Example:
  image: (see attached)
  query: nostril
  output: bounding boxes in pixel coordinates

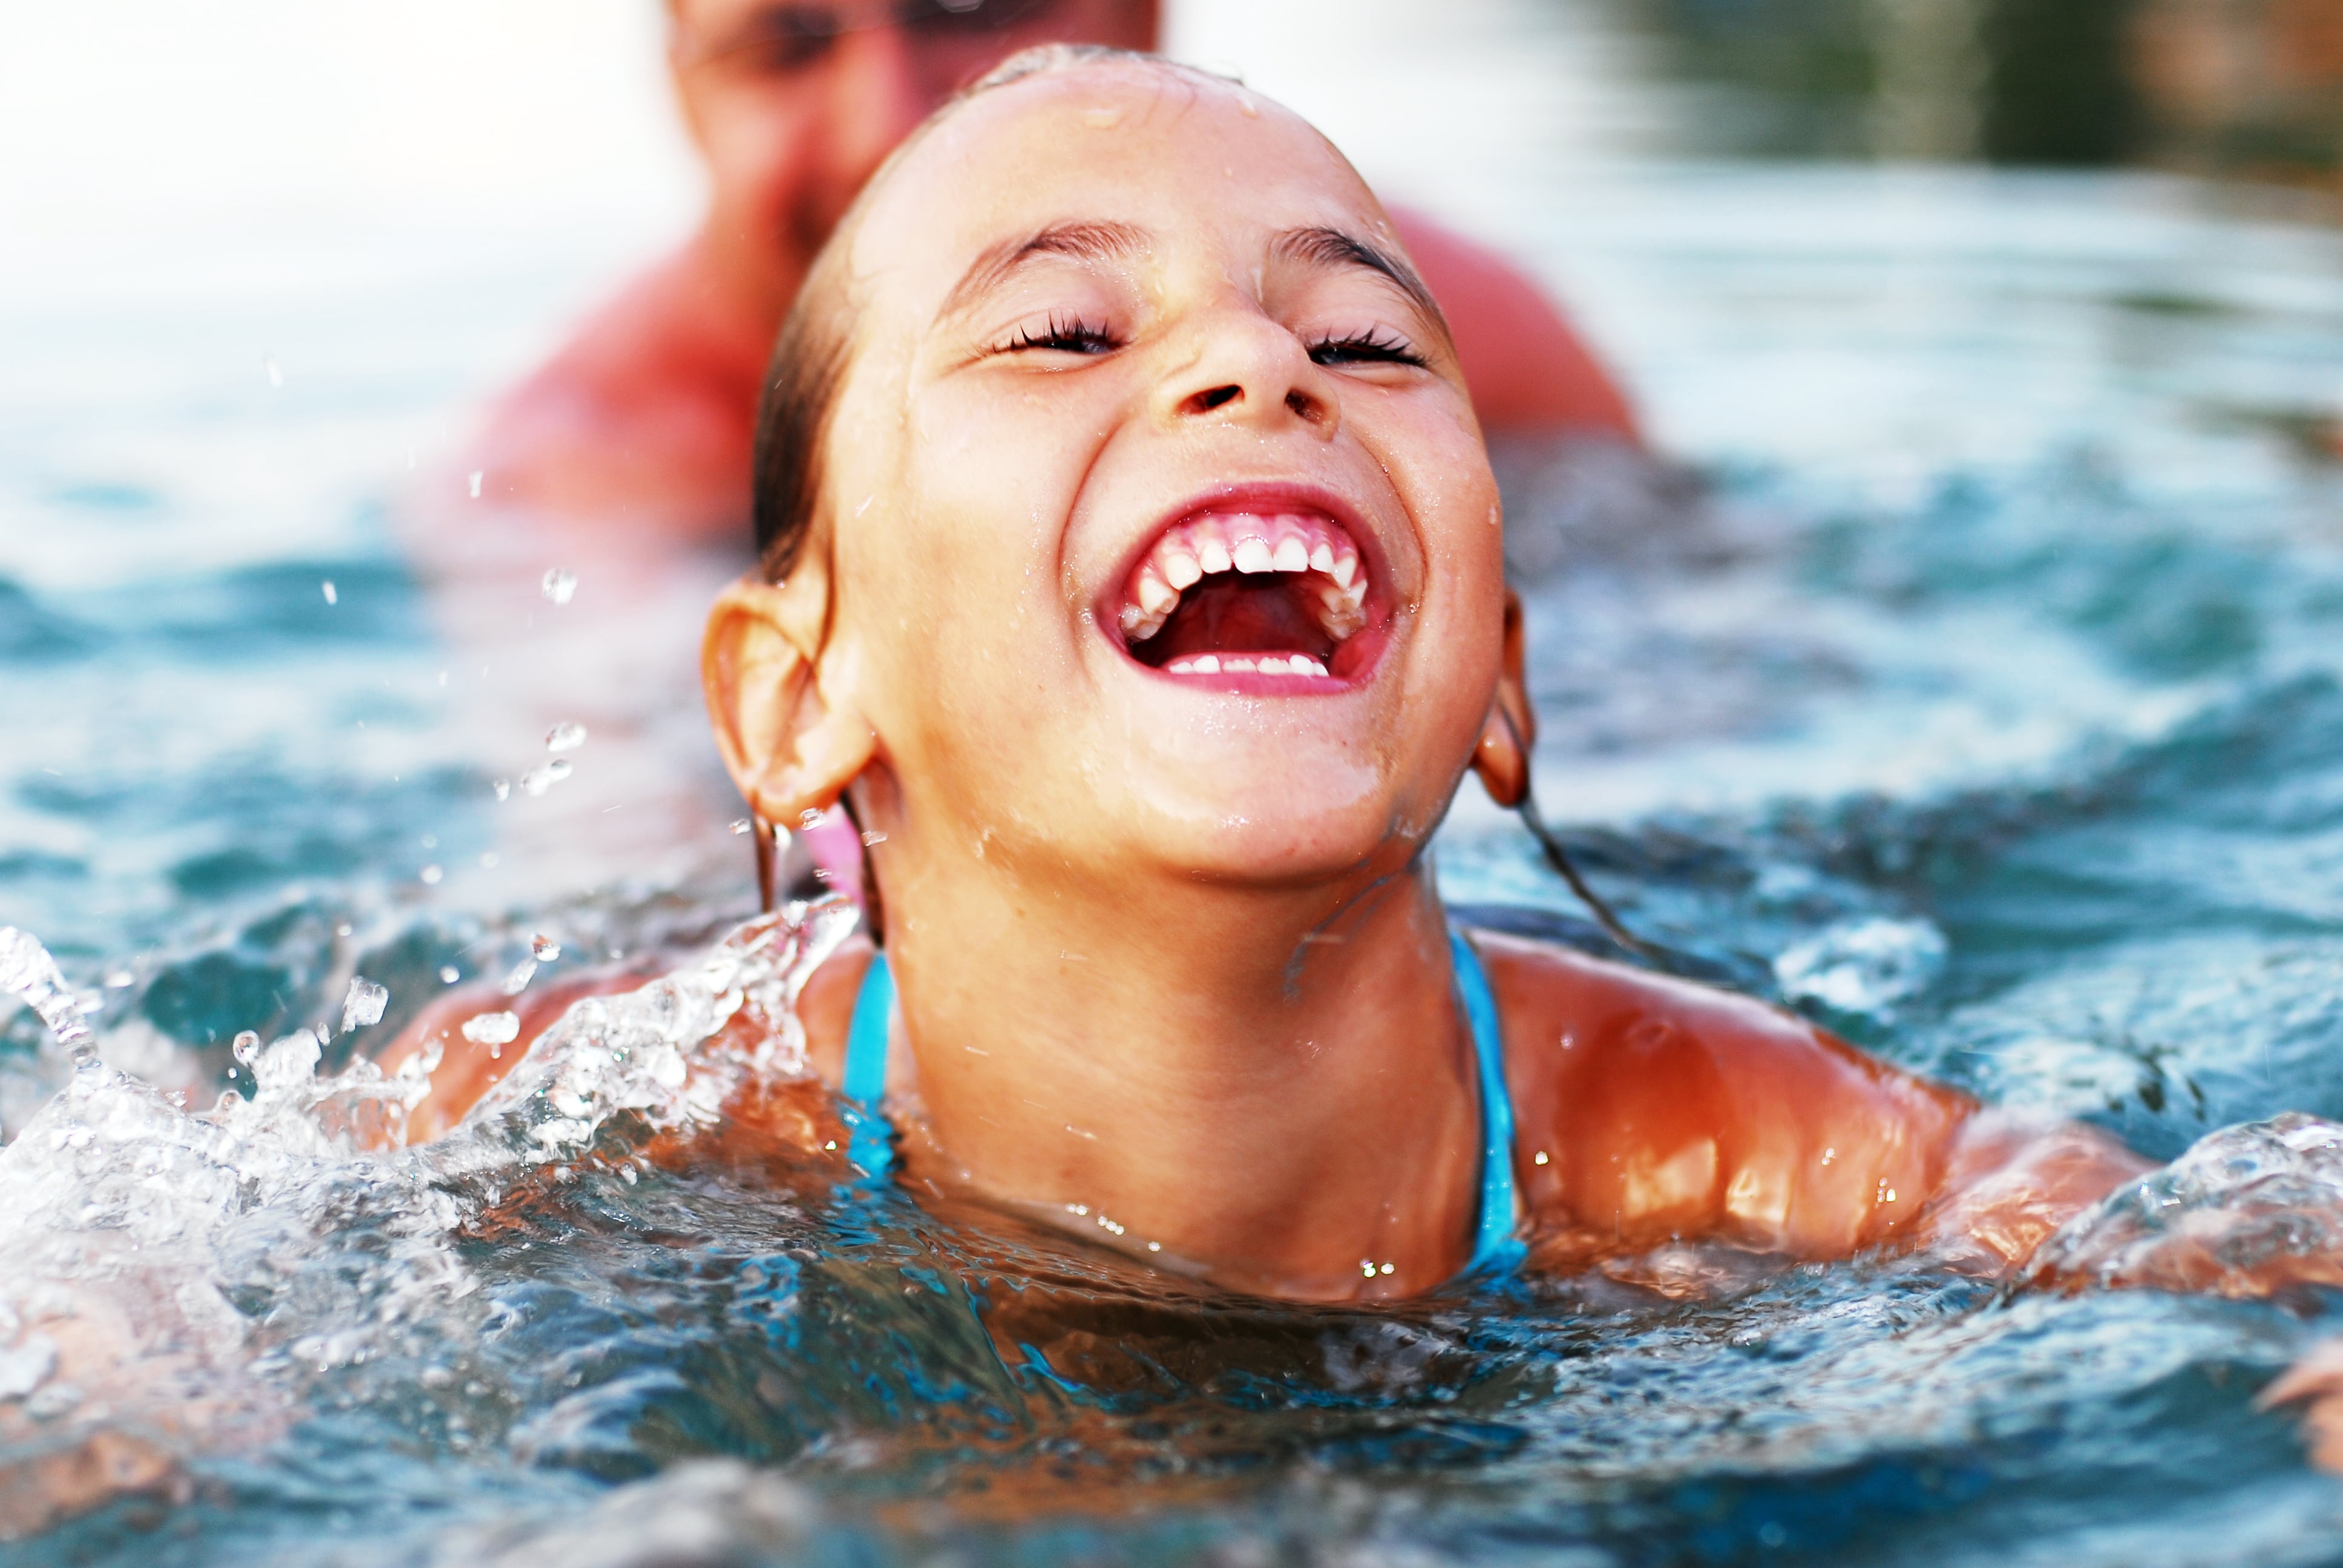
[1183,384,1242,416]
[1285,390,1317,421]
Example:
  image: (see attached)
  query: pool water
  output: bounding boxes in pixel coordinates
[6,146,2343,1568]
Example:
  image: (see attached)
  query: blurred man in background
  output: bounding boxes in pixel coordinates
[458,0,1640,545]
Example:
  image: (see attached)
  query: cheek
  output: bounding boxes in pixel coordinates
[1390,408,1506,606]
[860,395,1106,748]
[1383,411,1509,747]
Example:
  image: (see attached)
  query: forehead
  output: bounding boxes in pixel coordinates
[849,67,1385,313]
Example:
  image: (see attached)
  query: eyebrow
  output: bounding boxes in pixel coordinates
[934,218,1448,340]
[1270,226,1446,333]
[939,221,1153,321]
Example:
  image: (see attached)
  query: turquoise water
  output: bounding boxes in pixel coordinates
[5,168,2343,1564]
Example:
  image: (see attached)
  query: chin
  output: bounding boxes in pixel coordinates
[1119,762,1450,892]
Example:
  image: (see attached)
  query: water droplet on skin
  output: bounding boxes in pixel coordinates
[320,580,337,606]
[541,567,577,606]
[340,976,388,1033]
[730,818,752,835]
[531,935,560,964]
[860,831,887,847]
[545,721,587,754]
[798,809,824,830]
[1081,106,1123,128]
[519,760,572,797]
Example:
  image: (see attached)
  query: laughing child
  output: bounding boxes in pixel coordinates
[404,45,2171,1305]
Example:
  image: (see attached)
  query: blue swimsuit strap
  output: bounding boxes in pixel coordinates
[839,947,898,1178]
[839,929,1524,1278]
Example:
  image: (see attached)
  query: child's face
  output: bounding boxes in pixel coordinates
[808,65,1512,892]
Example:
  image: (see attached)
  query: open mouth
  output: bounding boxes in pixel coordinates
[1116,509,1371,682]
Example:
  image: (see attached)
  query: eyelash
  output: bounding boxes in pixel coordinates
[1001,314,1120,356]
[1307,328,1425,368]
[992,319,1426,368]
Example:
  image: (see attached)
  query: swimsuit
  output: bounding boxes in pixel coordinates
[839,927,1525,1281]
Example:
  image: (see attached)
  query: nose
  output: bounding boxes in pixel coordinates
[1153,306,1341,440]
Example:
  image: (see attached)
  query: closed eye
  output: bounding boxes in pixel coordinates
[998,314,1121,356]
[1307,328,1426,369]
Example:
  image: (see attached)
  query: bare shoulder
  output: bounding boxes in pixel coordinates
[1463,926,1973,1253]
[1467,927,1837,1067]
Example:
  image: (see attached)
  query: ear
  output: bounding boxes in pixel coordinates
[1470,589,1536,808]
[703,567,876,827]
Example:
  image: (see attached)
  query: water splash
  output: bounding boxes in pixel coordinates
[2025,1114,2343,1297]
[519,760,571,797]
[1,927,93,1058]
[543,721,586,754]
[463,1011,520,1047]
[0,901,856,1514]
[340,976,388,1034]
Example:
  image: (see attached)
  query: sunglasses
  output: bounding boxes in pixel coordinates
[684,0,1063,73]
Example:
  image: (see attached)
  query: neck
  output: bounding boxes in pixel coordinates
[877,848,1485,1301]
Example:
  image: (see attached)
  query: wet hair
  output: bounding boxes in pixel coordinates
[750,44,1223,581]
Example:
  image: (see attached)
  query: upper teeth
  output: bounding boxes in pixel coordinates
[1118,511,1368,647]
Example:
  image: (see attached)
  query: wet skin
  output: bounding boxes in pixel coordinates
[395,60,2152,1306]
[453,0,1639,540]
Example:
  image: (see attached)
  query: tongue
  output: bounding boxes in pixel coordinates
[1136,575,1336,667]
